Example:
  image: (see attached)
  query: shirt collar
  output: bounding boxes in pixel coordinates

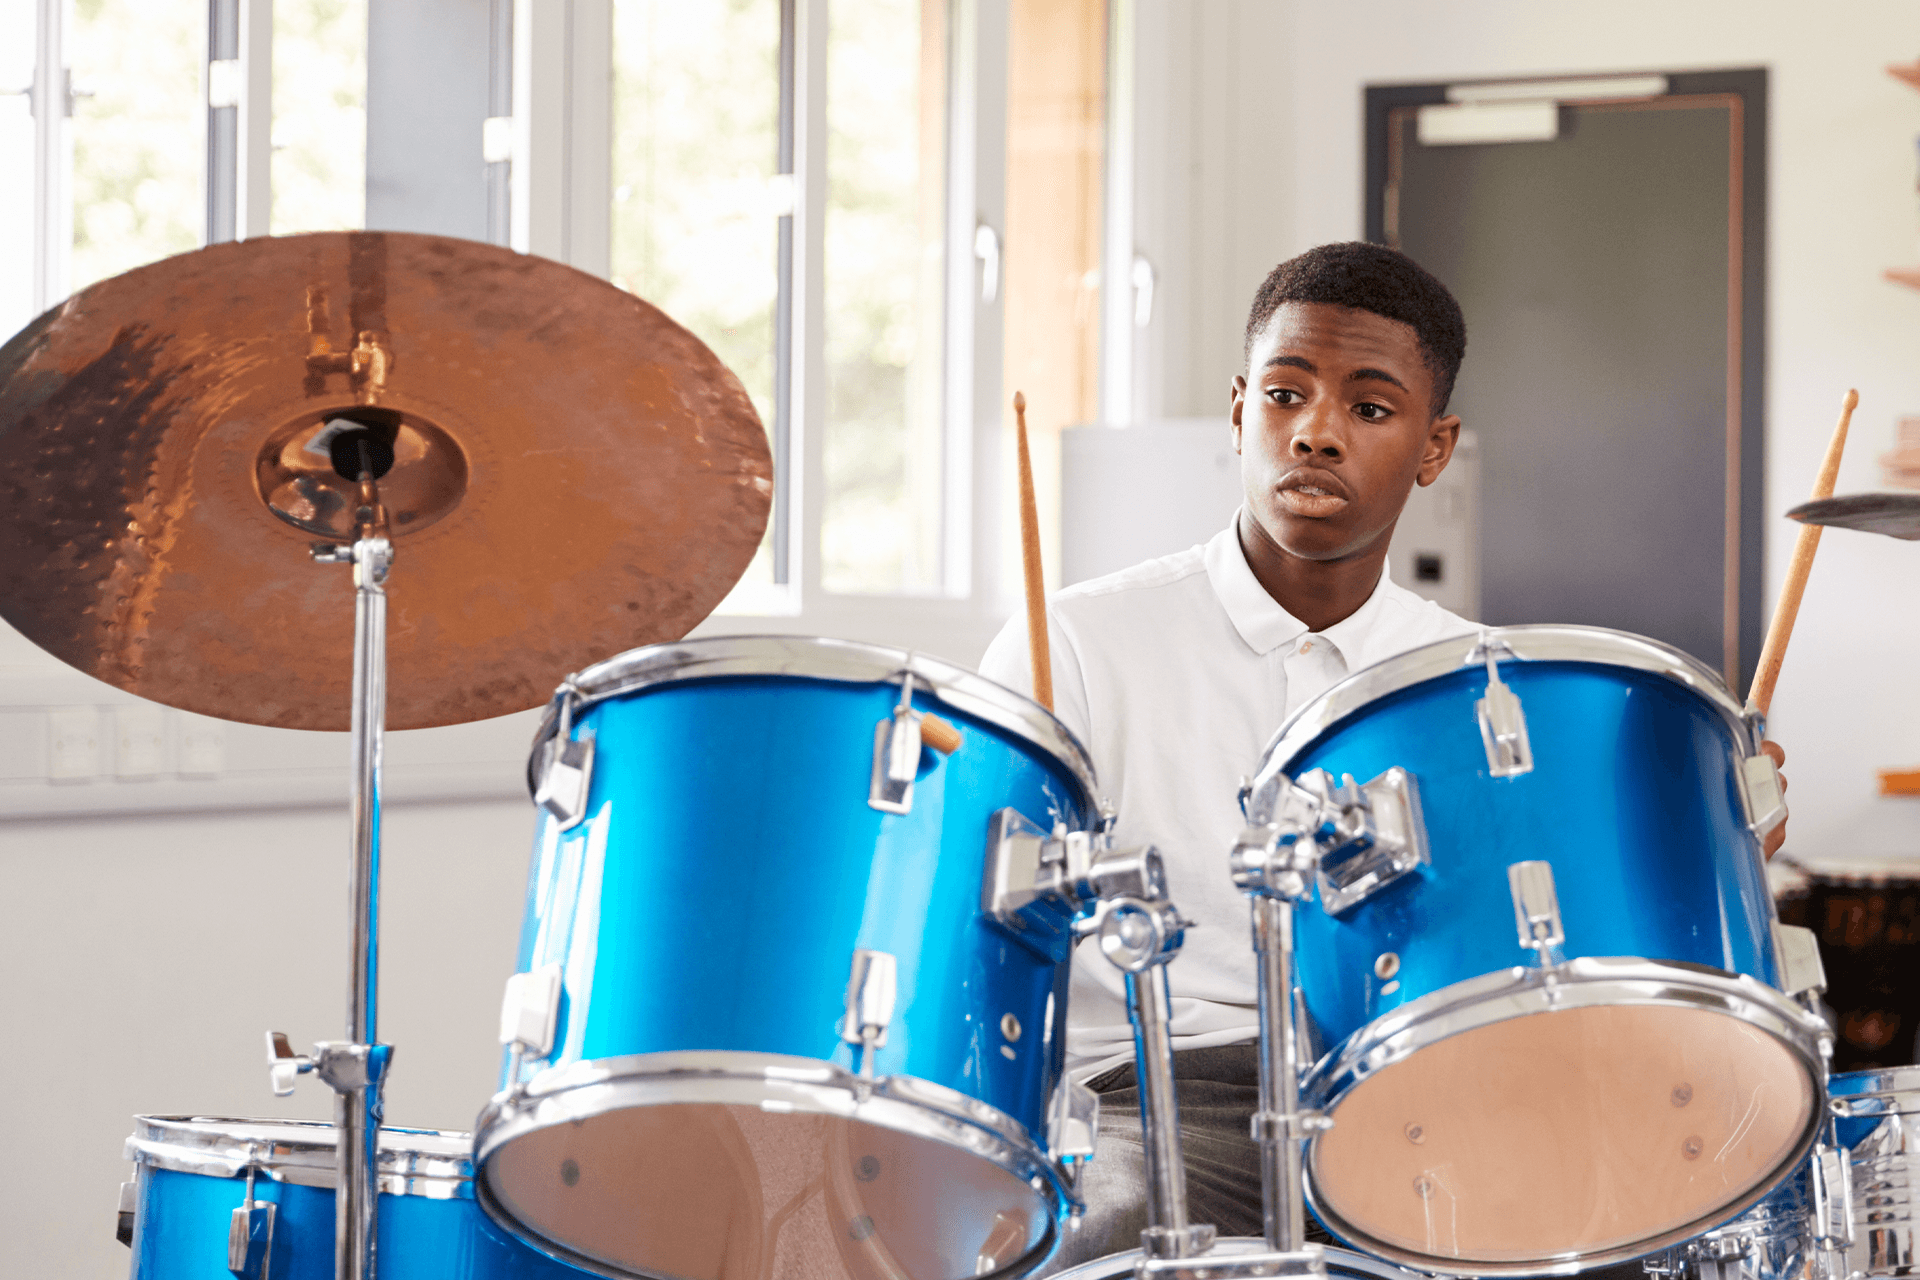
[1203,512,1405,661]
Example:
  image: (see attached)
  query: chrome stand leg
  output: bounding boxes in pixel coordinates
[1125,964,1199,1256]
[1252,895,1311,1254]
[1091,893,1214,1263]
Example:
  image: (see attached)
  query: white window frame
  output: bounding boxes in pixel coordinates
[514,0,1017,665]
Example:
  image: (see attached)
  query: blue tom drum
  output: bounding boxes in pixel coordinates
[472,637,1101,1280]
[1244,626,1830,1275]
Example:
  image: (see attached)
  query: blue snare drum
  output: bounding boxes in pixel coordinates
[473,637,1101,1280]
[122,1116,588,1279]
[1244,626,1829,1275]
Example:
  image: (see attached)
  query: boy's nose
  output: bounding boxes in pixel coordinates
[1290,407,1345,458]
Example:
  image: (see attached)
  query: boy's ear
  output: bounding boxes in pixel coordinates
[1230,375,1248,453]
[1416,414,1462,487]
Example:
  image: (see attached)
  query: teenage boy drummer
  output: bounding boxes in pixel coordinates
[978,241,1788,1266]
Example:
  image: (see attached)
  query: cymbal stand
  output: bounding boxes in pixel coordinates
[264,460,395,1280]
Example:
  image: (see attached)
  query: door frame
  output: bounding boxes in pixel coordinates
[1363,69,1768,694]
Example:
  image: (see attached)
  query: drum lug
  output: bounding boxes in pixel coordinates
[1047,1075,1099,1163]
[227,1155,277,1279]
[1771,921,1828,997]
[868,672,931,814]
[1738,752,1788,838]
[1508,860,1567,966]
[115,1179,135,1248]
[532,729,596,832]
[499,963,564,1071]
[841,949,898,1077]
[1473,637,1534,778]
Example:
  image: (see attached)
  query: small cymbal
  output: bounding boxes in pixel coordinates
[0,232,772,730]
[1786,492,1920,541]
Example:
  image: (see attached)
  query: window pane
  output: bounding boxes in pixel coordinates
[273,0,367,235]
[68,0,201,292]
[821,0,946,594]
[0,0,33,339]
[610,0,781,601]
[1004,0,1104,591]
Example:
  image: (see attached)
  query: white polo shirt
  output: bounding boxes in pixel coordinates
[978,518,1476,1079]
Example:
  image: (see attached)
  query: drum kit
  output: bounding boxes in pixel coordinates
[1,230,1915,1280]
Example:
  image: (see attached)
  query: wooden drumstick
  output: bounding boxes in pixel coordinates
[1015,391,1054,711]
[920,712,962,755]
[1746,388,1857,716]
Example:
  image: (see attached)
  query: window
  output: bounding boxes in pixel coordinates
[66,0,202,292]
[271,0,368,235]
[820,0,947,594]
[610,0,784,594]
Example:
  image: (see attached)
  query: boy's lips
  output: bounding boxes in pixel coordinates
[1276,467,1351,517]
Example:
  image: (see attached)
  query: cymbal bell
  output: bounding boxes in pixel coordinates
[0,231,772,731]
[1787,492,1920,541]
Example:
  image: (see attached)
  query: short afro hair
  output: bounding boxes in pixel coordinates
[1244,242,1467,415]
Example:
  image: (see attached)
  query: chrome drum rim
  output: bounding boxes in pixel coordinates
[1253,625,1758,811]
[527,635,1099,812]
[471,1050,1072,1280]
[1048,1239,1426,1280]
[125,1116,476,1199]
[1301,958,1832,1276]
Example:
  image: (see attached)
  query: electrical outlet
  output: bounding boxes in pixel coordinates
[48,708,102,783]
[115,706,166,779]
[178,717,225,779]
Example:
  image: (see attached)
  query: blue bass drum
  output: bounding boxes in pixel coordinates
[473,637,1101,1280]
[122,1117,589,1279]
[1244,626,1830,1276]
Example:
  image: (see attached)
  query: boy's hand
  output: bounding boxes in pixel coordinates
[1761,740,1788,860]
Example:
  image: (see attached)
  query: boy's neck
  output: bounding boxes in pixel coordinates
[1236,508,1390,634]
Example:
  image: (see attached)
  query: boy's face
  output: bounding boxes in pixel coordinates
[1231,301,1460,566]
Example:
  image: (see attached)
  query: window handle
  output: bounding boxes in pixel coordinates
[975,222,1000,304]
[1132,254,1156,327]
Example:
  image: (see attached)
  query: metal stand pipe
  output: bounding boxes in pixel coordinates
[1253,895,1307,1253]
[1126,964,1192,1251]
[338,528,391,1280]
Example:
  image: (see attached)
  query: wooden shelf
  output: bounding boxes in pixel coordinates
[1881,768,1920,797]
[1886,267,1920,290]
[1892,62,1920,92]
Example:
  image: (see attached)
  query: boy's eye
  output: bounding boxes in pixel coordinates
[1354,402,1391,421]
[1267,387,1304,405]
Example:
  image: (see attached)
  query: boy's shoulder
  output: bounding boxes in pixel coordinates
[1052,544,1212,614]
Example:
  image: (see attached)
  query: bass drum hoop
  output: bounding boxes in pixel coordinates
[1300,958,1831,1276]
[471,1050,1069,1280]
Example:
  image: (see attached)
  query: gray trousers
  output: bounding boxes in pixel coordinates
[1035,1045,1334,1275]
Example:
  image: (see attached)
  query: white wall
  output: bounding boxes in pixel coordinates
[0,797,537,1276]
[1135,0,1920,861]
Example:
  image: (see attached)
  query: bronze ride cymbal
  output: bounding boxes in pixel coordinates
[0,231,772,730]
[1787,492,1920,541]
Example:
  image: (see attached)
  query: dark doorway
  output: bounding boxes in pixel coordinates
[1366,70,1766,691]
